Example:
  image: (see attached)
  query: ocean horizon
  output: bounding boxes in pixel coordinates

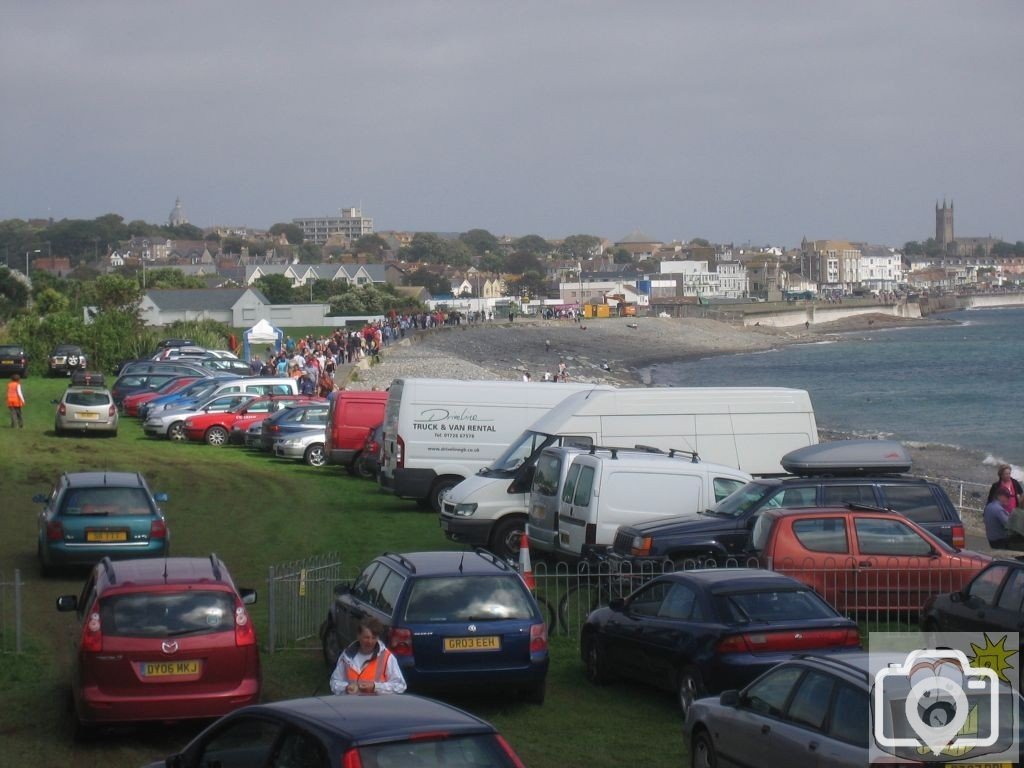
[647,306,1024,471]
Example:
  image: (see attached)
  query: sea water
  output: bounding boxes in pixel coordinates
[649,306,1024,467]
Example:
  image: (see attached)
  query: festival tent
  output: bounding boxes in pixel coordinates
[242,318,284,361]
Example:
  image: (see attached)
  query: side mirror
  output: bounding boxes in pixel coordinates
[51,399,59,405]
[56,595,78,612]
[32,494,47,504]
[333,582,352,597]
[154,492,169,503]
[239,588,257,605]
[719,689,740,707]
[608,597,625,612]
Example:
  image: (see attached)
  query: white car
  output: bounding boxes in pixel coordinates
[143,392,256,441]
[273,428,327,467]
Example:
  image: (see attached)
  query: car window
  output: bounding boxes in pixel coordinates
[880,484,945,523]
[100,590,236,638]
[351,563,379,602]
[363,564,393,610]
[854,518,933,556]
[271,728,325,768]
[828,683,869,747]
[403,576,535,622]
[792,518,849,553]
[969,565,1010,607]
[572,465,596,506]
[718,588,837,623]
[65,391,112,407]
[242,401,275,414]
[357,734,520,768]
[533,453,563,497]
[61,487,154,516]
[376,570,405,616]
[627,581,671,617]
[196,716,282,768]
[561,463,582,504]
[785,670,835,730]
[713,477,746,502]
[821,484,877,506]
[778,486,817,507]
[744,666,804,717]
[656,583,704,620]
[996,568,1024,612]
[0,345,22,355]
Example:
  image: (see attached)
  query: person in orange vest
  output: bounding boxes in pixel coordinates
[329,617,407,695]
[7,373,25,429]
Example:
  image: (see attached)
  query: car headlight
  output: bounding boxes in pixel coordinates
[629,536,653,557]
[280,439,301,448]
[452,503,478,517]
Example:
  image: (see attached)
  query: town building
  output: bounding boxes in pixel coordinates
[292,207,374,245]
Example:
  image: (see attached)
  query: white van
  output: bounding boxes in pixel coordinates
[378,378,606,513]
[546,449,751,559]
[441,387,816,558]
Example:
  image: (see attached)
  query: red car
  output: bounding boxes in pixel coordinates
[751,505,991,615]
[56,556,260,736]
[182,394,323,446]
[121,376,201,417]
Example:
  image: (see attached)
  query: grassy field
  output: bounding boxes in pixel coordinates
[0,376,684,768]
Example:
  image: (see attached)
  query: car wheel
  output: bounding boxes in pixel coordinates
[205,425,229,446]
[677,665,705,719]
[582,633,612,685]
[167,421,186,442]
[490,517,526,561]
[304,443,327,467]
[691,728,718,768]
[429,477,460,514]
[321,620,342,669]
[522,679,546,705]
[345,452,361,476]
[355,456,377,480]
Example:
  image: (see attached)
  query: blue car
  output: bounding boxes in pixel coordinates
[137,375,232,419]
[580,568,861,718]
[321,551,549,703]
[34,471,169,576]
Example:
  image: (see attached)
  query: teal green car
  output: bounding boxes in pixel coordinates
[34,472,169,576]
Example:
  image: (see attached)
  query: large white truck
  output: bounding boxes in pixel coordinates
[439,387,818,558]
[378,378,606,513]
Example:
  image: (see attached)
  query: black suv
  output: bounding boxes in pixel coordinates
[320,550,549,702]
[609,442,965,568]
[0,344,28,377]
[48,344,88,376]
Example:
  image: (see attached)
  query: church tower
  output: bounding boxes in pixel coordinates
[935,200,953,247]
[169,197,188,227]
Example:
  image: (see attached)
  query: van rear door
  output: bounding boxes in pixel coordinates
[556,457,597,557]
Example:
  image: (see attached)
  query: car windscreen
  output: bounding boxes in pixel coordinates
[487,430,559,473]
[65,391,111,407]
[100,590,235,638]
[61,487,154,516]
[53,346,81,354]
[356,734,519,768]
[403,576,536,622]
[0,345,22,356]
[716,588,838,623]
[709,481,776,518]
[531,452,564,497]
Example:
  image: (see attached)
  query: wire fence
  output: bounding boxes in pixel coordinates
[0,570,23,654]
[266,554,344,653]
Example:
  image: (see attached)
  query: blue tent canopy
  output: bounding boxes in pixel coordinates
[242,319,283,361]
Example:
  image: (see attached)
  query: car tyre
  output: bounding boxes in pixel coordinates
[167,421,186,442]
[582,633,612,685]
[37,543,53,578]
[355,455,377,480]
[691,728,718,768]
[677,665,705,719]
[321,620,342,670]
[304,443,327,467]
[490,516,526,561]
[345,453,361,476]
[205,425,229,446]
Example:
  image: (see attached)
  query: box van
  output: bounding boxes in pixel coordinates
[379,379,605,513]
[544,449,751,560]
[325,390,389,472]
[441,387,816,558]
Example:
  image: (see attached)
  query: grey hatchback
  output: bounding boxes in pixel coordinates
[54,386,118,436]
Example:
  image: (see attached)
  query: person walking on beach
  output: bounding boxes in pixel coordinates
[7,374,25,428]
[987,464,1022,509]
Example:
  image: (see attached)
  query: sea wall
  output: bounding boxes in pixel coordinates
[740,302,921,328]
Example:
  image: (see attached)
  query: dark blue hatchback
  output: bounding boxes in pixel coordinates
[321,551,549,703]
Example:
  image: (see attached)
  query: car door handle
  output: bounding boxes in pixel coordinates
[808,740,819,752]
[761,724,771,735]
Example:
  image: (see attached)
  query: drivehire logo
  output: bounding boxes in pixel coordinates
[869,632,1019,764]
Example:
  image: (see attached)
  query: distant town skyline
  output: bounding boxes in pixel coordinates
[2,2,1020,247]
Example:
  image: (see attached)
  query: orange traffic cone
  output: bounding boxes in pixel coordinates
[518,531,535,591]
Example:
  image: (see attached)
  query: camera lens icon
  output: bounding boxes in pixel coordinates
[874,649,1000,757]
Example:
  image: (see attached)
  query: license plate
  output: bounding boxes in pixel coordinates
[443,636,500,652]
[77,412,99,420]
[1,359,11,365]
[139,660,201,677]
[86,530,128,542]
[950,764,1011,768]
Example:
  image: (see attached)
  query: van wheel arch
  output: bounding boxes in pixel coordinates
[490,515,528,561]
[428,476,462,514]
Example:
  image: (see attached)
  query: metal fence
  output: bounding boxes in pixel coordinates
[266,554,344,653]
[0,570,23,654]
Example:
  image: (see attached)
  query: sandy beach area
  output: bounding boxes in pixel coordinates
[349,312,1001,548]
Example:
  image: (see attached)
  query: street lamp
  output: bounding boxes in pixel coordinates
[25,248,41,279]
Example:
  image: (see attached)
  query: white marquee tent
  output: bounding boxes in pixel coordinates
[242,318,284,361]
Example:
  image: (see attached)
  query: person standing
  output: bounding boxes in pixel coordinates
[987,464,1022,509]
[7,374,25,428]
[329,618,406,695]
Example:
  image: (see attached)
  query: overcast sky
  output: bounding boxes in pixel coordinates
[2,1,1020,248]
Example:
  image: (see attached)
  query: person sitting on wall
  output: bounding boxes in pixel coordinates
[985,487,1024,551]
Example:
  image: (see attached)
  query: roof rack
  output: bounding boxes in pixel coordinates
[100,556,116,584]
[667,448,700,463]
[472,547,512,571]
[382,552,417,573]
[846,502,894,514]
[208,553,222,581]
[586,444,667,459]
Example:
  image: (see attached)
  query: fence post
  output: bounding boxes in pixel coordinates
[267,565,276,654]
[15,569,22,654]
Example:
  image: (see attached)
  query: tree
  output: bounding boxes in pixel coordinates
[512,234,551,256]
[478,251,505,273]
[297,243,323,263]
[613,248,634,264]
[403,233,449,263]
[902,241,923,256]
[505,251,543,275]
[405,268,451,297]
[269,223,304,245]
[253,274,296,304]
[205,231,222,243]
[559,234,601,260]
[143,267,206,289]
[353,234,388,259]
[0,267,30,320]
[689,237,710,247]
[459,228,500,256]
[222,236,245,254]
[92,274,143,312]
[34,287,70,316]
